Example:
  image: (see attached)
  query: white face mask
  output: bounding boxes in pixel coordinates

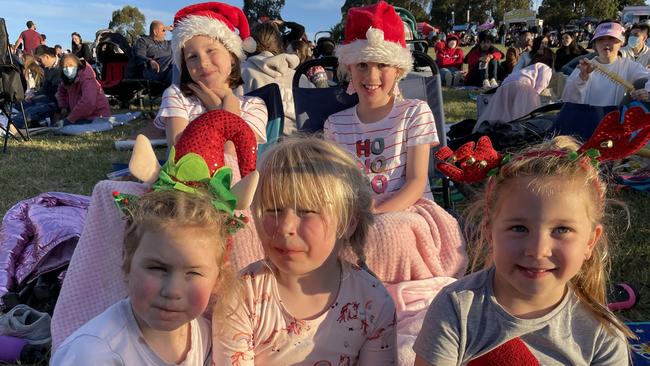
[63,66,77,79]
[628,35,641,48]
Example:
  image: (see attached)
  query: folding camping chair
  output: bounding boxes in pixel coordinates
[292,51,453,208]
[244,83,284,158]
[0,17,30,153]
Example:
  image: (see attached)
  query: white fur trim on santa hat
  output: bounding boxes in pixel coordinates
[172,14,250,68]
[336,27,412,80]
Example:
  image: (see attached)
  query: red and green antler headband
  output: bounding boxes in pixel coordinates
[114,109,259,234]
[435,106,650,184]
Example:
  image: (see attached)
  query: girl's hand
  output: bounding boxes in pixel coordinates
[188,81,224,111]
[578,58,594,81]
[630,89,650,101]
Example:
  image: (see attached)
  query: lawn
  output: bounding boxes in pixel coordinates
[0,85,648,330]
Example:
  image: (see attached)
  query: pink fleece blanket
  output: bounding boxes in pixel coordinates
[343,198,467,284]
[385,277,458,366]
[52,191,465,350]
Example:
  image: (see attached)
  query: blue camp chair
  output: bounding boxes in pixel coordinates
[244,83,284,159]
[292,51,453,208]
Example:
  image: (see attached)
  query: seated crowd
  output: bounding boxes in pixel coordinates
[2,4,646,366]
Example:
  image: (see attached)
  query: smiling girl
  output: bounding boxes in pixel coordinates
[153,2,268,149]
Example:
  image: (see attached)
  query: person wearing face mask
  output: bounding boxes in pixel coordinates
[554,31,588,72]
[55,54,111,125]
[562,20,650,106]
[621,23,650,67]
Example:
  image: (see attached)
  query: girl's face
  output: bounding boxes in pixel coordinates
[562,34,572,47]
[183,35,232,90]
[489,177,602,312]
[349,62,399,108]
[127,226,220,337]
[259,206,339,278]
[595,36,621,59]
[72,34,80,45]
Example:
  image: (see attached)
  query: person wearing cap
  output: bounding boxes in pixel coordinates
[436,34,464,86]
[464,30,504,88]
[153,2,268,151]
[620,23,650,67]
[562,20,650,106]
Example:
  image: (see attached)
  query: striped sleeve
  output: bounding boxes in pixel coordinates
[240,95,268,144]
[153,85,191,129]
[405,100,439,148]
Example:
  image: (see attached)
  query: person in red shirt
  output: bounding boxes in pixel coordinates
[436,34,464,86]
[14,21,42,55]
[464,30,504,88]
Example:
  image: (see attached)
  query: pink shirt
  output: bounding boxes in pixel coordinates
[324,99,438,202]
[213,260,397,366]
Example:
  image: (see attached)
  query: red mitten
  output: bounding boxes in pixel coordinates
[468,337,539,366]
[579,106,650,161]
[434,136,502,183]
[174,109,258,177]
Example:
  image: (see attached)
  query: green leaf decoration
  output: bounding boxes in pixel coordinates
[501,154,511,165]
[567,151,579,161]
[174,152,211,182]
[208,167,237,215]
[487,168,499,177]
[585,148,601,160]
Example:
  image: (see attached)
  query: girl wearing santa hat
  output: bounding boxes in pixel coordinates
[322,1,467,285]
[153,2,268,153]
[324,1,438,214]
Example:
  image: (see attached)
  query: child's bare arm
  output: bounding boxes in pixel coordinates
[373,144,430,213]
[164,116,189,147]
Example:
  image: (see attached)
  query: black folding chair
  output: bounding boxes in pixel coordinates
[0,17,30,153]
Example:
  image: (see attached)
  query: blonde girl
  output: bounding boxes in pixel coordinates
[213,136,397,365]
[52,190,238,365]
[414,136,632,365]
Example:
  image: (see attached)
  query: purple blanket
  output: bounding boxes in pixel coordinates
[0,192,89,309]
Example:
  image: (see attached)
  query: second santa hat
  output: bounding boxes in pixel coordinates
[336,1,413,77]
[172,2,257,68]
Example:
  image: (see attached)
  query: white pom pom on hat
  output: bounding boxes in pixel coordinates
[172,2,257,69]
[335,1,413,78]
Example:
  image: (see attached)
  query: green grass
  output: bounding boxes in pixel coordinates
[0,86,649,330]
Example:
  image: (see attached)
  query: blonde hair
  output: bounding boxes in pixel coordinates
[466,136,634,338]
[122,189,239,322]
[23,54,43,88]
[252,135,374,265]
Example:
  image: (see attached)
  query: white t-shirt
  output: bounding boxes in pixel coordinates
[562,56,650,106]
[153,84,268,143]
[324,98,438,202]
[213,260,397,366]
[51,299,212,366]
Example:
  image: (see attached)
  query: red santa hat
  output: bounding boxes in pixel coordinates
[172,2,256,68]
[336,1,413,78]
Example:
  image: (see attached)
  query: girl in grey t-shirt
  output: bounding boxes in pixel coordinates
[414,136,634,365]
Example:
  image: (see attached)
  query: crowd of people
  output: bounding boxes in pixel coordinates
[2,2,648,366]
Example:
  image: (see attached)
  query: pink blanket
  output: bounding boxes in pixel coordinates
[343,199,467,284]
[385,277,457,366]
